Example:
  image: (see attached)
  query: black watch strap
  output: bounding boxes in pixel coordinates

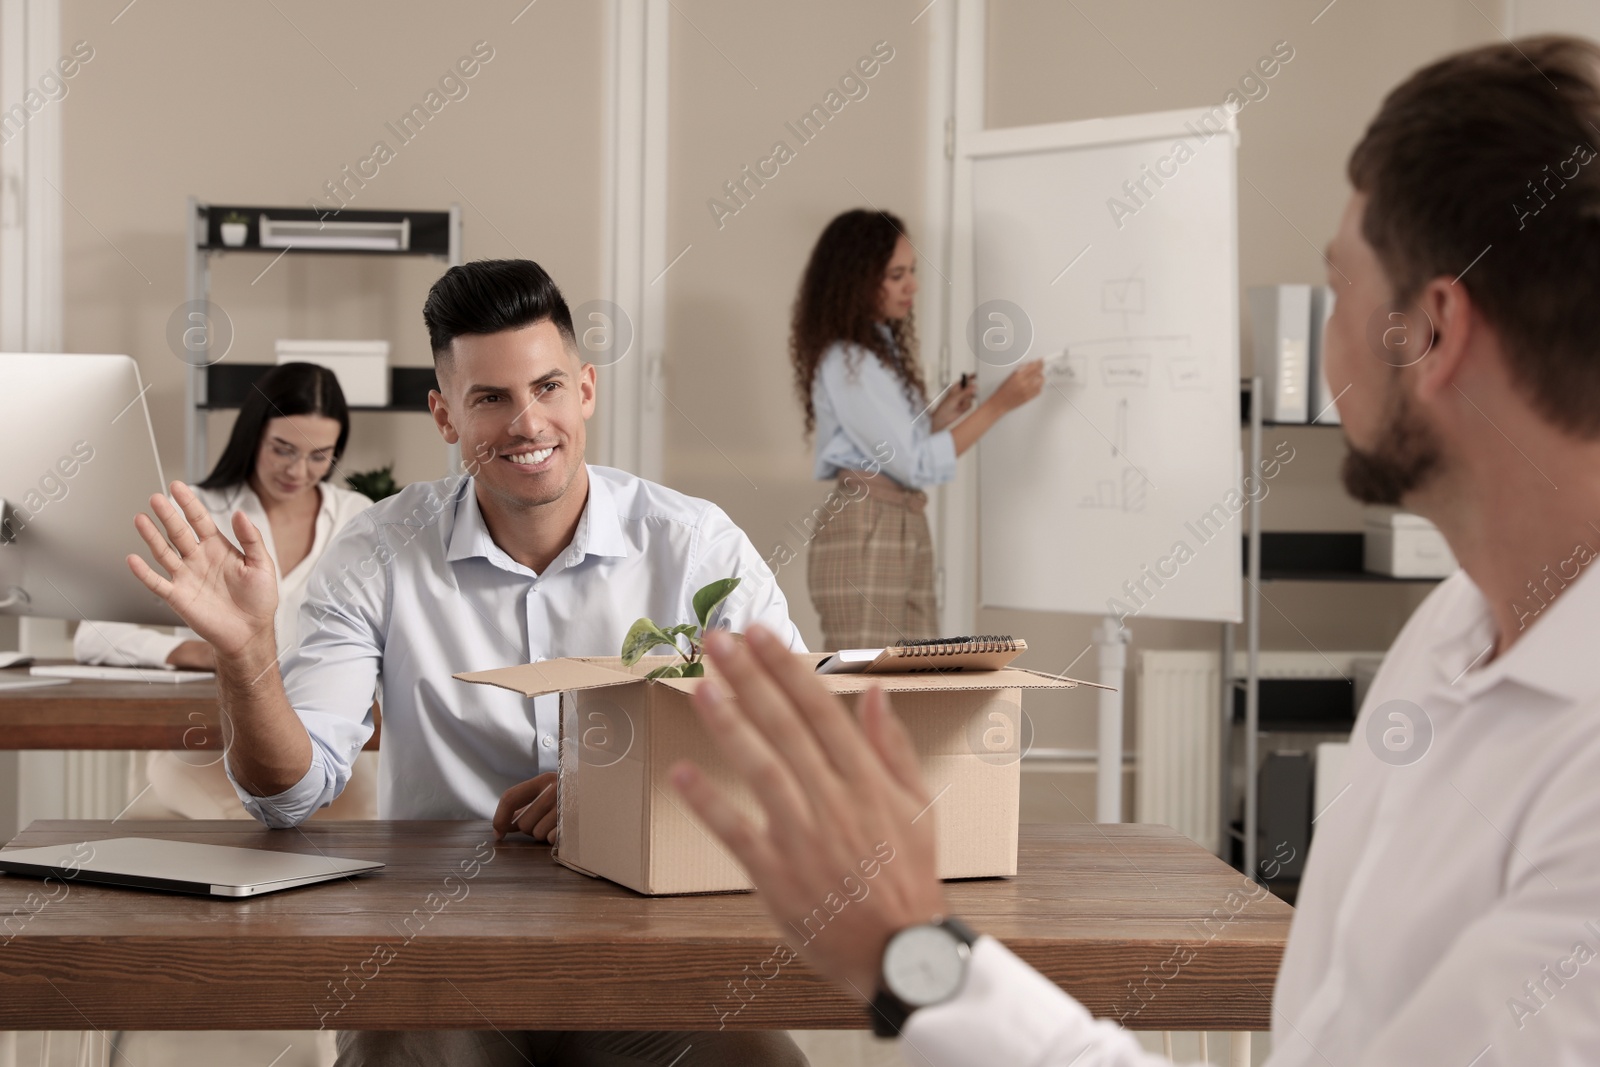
[871,986,913,1038]
[870,916,978,1038]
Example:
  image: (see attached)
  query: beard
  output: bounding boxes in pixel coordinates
[1340,380,1442,505]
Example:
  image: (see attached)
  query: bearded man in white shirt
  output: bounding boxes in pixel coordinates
[669,35,1600,1067]
[128,258,810,1066]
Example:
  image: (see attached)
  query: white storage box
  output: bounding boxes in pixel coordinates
[1363,507,1457,578]
[275,340,390,407]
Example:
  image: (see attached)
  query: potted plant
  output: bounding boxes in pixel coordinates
[220,211,250,247]
[345,465,401,501]
[620,578,741,678]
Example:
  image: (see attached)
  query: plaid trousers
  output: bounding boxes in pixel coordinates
[806,474,937,651]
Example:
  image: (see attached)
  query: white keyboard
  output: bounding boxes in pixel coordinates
[29,664,215,683]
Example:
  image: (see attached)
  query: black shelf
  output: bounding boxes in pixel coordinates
[1232,677,1355,731]
[1244,531,1442,583]
[202,363,437,412]
[196,204,453,257]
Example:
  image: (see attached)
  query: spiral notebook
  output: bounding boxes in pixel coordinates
[815,635,1028,675]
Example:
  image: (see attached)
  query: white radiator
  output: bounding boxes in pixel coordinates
[6,751,134,838]
[64,751,134,818]
[1137,651,1222,853]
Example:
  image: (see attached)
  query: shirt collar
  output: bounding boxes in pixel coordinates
[570,468,630,560]
[444,468,630,569]
[444,477,498,565]
[1451,557,1600,704]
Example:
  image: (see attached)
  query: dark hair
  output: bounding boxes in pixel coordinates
[423,258,578,362]
[1349,34,1600,437]
[790,209,924,435]
[198,362,350,491]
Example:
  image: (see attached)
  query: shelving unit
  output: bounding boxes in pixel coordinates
[183,199,462,482]
[1229,381,1443,881]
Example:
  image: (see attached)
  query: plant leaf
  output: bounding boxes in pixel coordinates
[645,663,686,679]
[662,623,699,641]
[680,661,705,678]
[621,617,676,666]
[693,577,742,629]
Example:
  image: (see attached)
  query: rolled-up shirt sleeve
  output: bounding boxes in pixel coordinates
[904,937,1182,1067]
[73,619,188,670]
[817,348,957,491]
[227,513,387,828]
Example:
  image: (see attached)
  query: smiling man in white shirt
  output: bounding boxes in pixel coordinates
[127,258,809,1066]
[668,35,1600,1067]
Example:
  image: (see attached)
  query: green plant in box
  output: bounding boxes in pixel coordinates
[620,577,741,679]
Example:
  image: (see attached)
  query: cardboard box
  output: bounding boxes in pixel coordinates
[456,654,1087,895]
[1363,506,1458,578]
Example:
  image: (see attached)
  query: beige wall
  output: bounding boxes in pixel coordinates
[662,1,931,645]
[61,0,604,489]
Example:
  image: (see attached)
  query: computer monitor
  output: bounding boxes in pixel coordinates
[0,353,183,626]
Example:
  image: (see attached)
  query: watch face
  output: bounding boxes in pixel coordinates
[883,925,970,1006]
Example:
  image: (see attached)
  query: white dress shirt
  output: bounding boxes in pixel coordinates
[905,560,1600,1066]
[232,465,804,827]
[811,335,956,491]
[73,481,373,668]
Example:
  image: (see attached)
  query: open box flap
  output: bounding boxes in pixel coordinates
[458,656,1116,700]
[649,666,1110,696]
[455,658,641,698]
[1017,668,1117,691]
[810,666,1104,695]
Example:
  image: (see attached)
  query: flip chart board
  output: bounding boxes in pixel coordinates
[971,108,1243,623]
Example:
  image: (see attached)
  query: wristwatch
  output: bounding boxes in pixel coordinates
[870,916,978,1037]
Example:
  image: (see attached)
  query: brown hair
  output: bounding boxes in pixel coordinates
[1348,35,1600,437]
[789,209,925,434]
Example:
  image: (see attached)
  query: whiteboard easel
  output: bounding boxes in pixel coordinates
[948,101,1244,822]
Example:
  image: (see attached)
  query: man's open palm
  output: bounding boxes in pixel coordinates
[127,481,279,659]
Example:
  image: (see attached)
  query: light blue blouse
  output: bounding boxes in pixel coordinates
[810,339,957,491]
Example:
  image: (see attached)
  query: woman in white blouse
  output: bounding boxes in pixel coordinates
[791,209,1044,649]
[76,362,375,819]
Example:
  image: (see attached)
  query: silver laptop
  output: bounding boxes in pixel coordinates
[0,837,384,898]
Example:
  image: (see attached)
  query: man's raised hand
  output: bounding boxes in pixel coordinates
[126,481,280,660]
[670,626,947,999]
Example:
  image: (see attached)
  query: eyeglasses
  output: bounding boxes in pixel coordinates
[268,439,335,468]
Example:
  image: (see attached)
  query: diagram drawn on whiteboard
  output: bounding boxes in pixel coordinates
[1078,398,1149,513]
[1102,274,1145,337]
[1102,276,1144,313]
[1061,275,1200,514]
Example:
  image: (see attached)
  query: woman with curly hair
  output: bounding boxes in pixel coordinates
[793,208,1043,649]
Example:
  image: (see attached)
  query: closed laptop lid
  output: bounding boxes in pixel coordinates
[0,837,383,897]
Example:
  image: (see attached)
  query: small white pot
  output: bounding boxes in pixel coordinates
[220,222,248,247]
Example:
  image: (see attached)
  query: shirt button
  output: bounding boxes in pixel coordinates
[540,735,555,749]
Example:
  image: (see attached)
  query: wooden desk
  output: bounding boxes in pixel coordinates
[0,821,1290,1032]
[0,667,378,750]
